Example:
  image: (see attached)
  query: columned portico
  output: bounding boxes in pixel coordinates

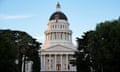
[40,53,76,71]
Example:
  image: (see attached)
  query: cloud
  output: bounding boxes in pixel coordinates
[0,14,32,20]
[33,35,44,43]
[72,36,77,46]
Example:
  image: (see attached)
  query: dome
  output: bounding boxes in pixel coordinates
[49,11,68,21]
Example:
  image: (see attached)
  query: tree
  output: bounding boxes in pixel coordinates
[0,30,42,72]
[26,39,41,72]
[70,31,92,72]
[13,30,42,72]
[88,18,120,72]
[0,32,18,72]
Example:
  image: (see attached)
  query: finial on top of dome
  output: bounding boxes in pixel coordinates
[56,2,61,11]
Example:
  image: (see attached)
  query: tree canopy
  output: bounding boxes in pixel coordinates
[0,30,41,72]
[0,32,18,72]
[71,17,120,72]
[70,31,92,72]
[88,18,120,72]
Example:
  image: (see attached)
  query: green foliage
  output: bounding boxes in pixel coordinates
[71,18,120,72]
[0,30,41,72]
[0,32,18,72]
[88,18,120,72]
[70,31,92,72]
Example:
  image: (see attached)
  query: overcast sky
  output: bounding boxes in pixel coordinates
[0,0,120,44]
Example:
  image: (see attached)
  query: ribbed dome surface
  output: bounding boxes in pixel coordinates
[49,11,68,21]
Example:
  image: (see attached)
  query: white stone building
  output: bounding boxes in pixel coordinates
[40,3,76,72]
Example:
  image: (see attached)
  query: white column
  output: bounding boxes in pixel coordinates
[48,33,50,40]
[68,33,70,40]
[59,32,61,40]
[56,32,58,40]
[49,33,50,40]
[52,32,54,40]
[44,55,45,71]
[58,32,59,39]
[22,55,25,72]
[69,55,71,71]
[52,33,53,40]
[47,33,49,40]
[50,33,51,40]
[63,32,65,40]
[47,34,49,40]
[61,55,63,71]
[66,54,68,71]
[58,25,59,29]
[61,32,63,40]
[41,55,42,71]
[57,32,58,40]
[49,54,51,71]
[65,25,66,29]
[54,32,55,40]
[67,33,68,40]
[45,35,47,41]
[70,33,71,41]
[55,32,56,40]
[66,33,67,40]
[51,33,52,40]
[55,54,56,71]
[65,33,67,40]
[46,34,48,41]
[47,34,49,41]
[70,33,71,40]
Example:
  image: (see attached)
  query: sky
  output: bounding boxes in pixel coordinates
[0,0,120,44]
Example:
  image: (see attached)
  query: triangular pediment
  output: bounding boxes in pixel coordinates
[42,44,76,52]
